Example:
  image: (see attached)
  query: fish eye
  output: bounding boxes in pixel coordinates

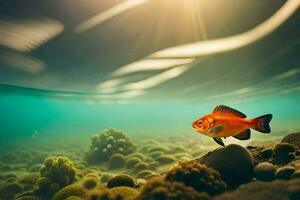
[198,121,202,125]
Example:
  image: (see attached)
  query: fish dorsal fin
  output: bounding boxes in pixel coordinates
[213,105,246,118]
[233,129,251,140]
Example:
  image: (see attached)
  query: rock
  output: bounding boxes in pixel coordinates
[214,179,300,200]
[0,183,23,199]
[156,155,176,164]
[133,162,148,173]
[199,144,254,188]
[108,153,125,169]
[246,146,265,165]
[291,170,300,179]
[135,170,154,179]
[275,166,295,180]
[107,174,134,188]
[281,132,300,147]
[260,148,273,159]
[82,176,98,190]
[125,157,141,169]
[254,162,276,181]
[273,143,296,164]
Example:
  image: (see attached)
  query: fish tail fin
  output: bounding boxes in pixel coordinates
[252,114,273,133]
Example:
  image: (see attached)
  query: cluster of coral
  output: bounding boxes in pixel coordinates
[0,130,300,200]
[85,128,136,165]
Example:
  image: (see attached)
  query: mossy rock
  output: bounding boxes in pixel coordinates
[108,153,125,169]
[260,148,273,159]
[281,132,300,147]
[214,179,300,200]
[149,151,164,159]
[19,173,40,185]
[133,162,148,173]
[107,174,134,188]
[156,155,176,164]
[82,176,98,190]
[125,157,142,169]
[100,173,114,183]
[254,162,276,181]
[200,144,254,189]
[15,196,42,200]
[135,170,154,179]
[275,166,295,180]
[0,182,23,199]
[273,143,296,164]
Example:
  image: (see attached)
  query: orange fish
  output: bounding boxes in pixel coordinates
[192,105,273,146]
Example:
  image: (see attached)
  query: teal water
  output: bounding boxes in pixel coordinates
[1,91,299,143]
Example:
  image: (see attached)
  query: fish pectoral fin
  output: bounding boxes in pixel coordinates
[213,137,225,147]
[233,129,251,140]
[211,125,223,134]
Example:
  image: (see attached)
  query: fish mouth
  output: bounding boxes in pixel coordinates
[192,122,197,129]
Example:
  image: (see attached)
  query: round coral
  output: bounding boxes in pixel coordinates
[51,185,88,200]
[87,189,122,200]
[110,186,139,200]
[82,176,98,190]
[108,153,125,169]
[165,160,226,195]
[139,177,211,200]
[85,128,136,164]
[37,156,77,197]
[107,174,134,188]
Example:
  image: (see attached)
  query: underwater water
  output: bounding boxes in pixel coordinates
[0,0,300,199]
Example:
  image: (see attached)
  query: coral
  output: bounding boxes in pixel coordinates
[15,196,42,200]
[214,179,300,200]
[149,151,164,159]
[85,128,136,164]
[254,162,276,181]
[200,144,254,188]
[126,153,145,160]
[110,186,139,200]
[135,170,154,179]
[165,160,226,195]
[273,143,296,164]
[108,153,125,169]
[107,174,134,188]
[291,170,300,179]
[37,156,77,197]
[275,166,295,180]
[100,173,114,183]
[156,155,176,164]
[87,189,123,200]
[0,182,23,200]
[133,162,148,173]
[51,185,88,200]
[246,146,266,165]
[139,177,211,200]
[125,157,142,169]
[148,162,159,170]
[82,176,99,190]
[19,173,40,185]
